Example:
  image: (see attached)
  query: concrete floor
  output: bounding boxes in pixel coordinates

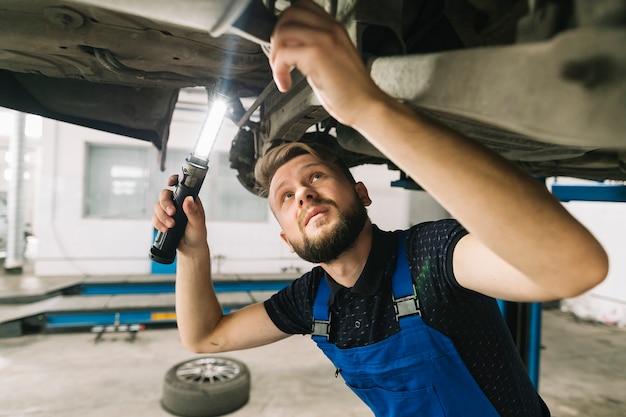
[0,258,624,417]
[540,310,626,416]
[0,308,624,417]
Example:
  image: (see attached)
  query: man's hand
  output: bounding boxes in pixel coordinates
[153,176,289,354]
[152,174,209,254]
[270,0,388,126]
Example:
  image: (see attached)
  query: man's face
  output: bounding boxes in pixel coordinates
[268,154,371,263]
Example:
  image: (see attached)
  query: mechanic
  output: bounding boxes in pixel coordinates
[152,1,608,416]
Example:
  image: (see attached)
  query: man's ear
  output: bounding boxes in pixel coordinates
[279,231,296,253]
[355,182,372,207]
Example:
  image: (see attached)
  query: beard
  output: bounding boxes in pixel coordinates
[290,195,368,264]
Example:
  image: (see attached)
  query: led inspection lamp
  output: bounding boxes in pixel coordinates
[149,80,229,264]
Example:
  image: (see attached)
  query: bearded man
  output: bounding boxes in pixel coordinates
[152,1,607,416]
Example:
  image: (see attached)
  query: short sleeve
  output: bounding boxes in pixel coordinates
[263,269,321,335]
[407,219,468,292]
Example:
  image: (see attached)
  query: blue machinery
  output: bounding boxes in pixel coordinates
[44,279,293,330]
[0,276,295,339]
[551,182,626,203]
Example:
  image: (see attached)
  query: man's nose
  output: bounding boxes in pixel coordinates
[297,187,317,206]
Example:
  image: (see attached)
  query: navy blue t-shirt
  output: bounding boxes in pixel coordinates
[264,220,550,416]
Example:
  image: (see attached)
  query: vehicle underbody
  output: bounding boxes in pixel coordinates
[1,0,625,194]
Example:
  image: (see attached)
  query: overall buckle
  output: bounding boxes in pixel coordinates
[394,294,421,320]
[312,319,331,338]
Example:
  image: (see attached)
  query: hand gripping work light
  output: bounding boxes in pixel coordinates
[149,80,229,264]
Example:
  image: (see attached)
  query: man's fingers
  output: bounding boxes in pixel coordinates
[152,212,169,233]
[183,196,206,224]
[279,0,335,25]
[270,0,340,92]
[153,200,173,231]
[271,7,339,52]
[270,25,334,92]
[182,195,198,217]
[159,188,176,216]
[271,62,293,92]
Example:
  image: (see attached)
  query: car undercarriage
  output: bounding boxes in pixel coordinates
[1,0,625,194]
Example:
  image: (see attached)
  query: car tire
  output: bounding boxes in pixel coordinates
[161,356,250,417]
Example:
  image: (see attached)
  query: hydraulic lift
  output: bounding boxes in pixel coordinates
[0,275,296,339]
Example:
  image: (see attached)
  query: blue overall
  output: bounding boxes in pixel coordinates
[312,232,501,417]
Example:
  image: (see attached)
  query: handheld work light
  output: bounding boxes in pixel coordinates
[149,80,229,264]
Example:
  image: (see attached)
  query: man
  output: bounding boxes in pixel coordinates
[153,1,608,415]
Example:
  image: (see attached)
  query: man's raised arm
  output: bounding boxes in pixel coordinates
[269,0,608,301]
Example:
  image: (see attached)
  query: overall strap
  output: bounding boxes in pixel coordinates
[392,231,422,321]
[311,275,332,340]
[311,230,421,340]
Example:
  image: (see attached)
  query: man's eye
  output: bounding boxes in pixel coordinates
[282,192,294,202]
[311,173,323,182]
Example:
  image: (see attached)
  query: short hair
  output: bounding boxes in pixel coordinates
[254,140,356,198]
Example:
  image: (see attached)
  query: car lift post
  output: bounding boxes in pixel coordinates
[497,300,543,388]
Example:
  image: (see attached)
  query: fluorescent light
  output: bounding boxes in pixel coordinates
[193,95,228,161]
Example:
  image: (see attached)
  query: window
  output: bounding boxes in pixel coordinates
[85,145,267,222]
[85,145,150,218]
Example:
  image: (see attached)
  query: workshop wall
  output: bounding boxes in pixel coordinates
[30,107,624,328]
[32,111,416,276]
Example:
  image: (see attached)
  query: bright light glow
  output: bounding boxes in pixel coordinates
[0,112,42,138]
[4,169,32,181]
[193,98,227,161]
[0,113,13,136]
[25,115,42,138]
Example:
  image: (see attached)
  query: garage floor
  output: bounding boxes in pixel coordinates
[0,273,625,416]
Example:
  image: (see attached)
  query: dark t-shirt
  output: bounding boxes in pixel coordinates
[264,220,550,416]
